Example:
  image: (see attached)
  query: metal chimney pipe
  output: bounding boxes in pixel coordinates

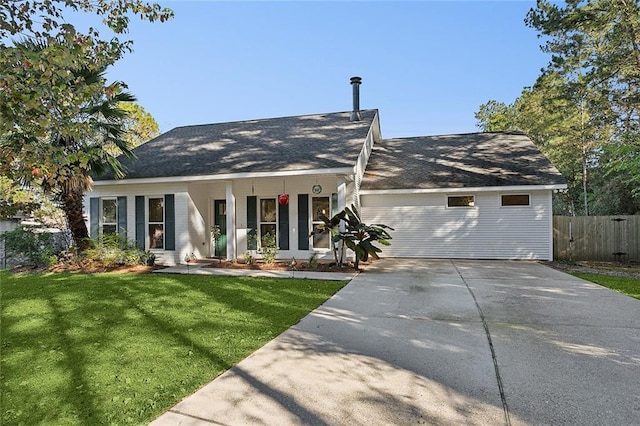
[350,76,362,122]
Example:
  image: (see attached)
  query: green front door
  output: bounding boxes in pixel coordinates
[214,200,227,258]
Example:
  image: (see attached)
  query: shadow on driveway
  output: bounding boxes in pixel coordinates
[152,259,640,426]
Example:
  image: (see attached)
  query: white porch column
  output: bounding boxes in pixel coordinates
[226,181,236,261]
[337,177,347,212]
[337,177,348,261]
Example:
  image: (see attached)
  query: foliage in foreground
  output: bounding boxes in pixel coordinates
[0,272,346,425]
[2,228,154,269]
[476,0,640,216]
[1,226,57,268]
[82,233,155,267]
[0,1,172,251]
[311,205,393,269]
[572,272,640,300]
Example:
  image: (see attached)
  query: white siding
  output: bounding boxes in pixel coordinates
[186,181,227,258]
[361,190,553,260]
[85,182,190,265]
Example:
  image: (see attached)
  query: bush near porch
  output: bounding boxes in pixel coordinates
[0,272,346,425]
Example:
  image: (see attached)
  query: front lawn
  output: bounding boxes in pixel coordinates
[0,271,346,425]
[572,272,640,300]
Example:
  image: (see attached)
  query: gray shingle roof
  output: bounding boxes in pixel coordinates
[361,132,566,190]
[98,110,378,180]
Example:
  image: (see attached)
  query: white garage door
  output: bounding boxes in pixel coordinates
[360,191,553,260]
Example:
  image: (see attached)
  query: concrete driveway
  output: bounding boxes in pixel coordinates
[151,259,640,426]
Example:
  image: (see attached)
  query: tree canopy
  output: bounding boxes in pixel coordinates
[0,1,172,247]
[118,102,160,149]
[476,0,640,215]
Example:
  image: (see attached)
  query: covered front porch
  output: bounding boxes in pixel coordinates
[185,173,354,264]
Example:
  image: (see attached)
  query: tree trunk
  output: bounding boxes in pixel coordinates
[60,186,92,252]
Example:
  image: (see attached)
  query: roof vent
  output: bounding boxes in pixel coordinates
[350,76,362,122]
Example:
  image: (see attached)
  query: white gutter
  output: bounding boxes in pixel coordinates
[359,183,568,195]
[93,167,355,186]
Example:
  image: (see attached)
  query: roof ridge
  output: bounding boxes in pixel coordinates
[168,108,379,131]
[381,130,526,142]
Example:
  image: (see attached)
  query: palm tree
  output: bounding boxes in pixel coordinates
[11,39,136,251]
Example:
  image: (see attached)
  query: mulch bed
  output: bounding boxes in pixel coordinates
[202,259,361,273]
[9,262,162,274]
[544,260,640,278]
[8,259,359,274]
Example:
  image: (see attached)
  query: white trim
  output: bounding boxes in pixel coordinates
[147,195,166,250]
[226,182,236,261]
[258,197,278,248]
[360,184,567,195]
[93,167,355,186]
[100,197,118,235]
[311,195,332,250]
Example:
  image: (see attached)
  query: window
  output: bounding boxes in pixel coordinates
[447,195,475,207]
[259,198,277,247]
[101,198,117,235]
[502,194,530,206]
[312,196,330,249]
[148,197,164,249]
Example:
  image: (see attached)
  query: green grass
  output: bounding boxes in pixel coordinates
[0,271,346,425]
[572,272,640,300]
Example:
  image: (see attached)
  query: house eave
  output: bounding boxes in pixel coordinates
[93,167,356,186]
[359,184,568,195]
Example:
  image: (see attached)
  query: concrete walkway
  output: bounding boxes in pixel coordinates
[150,259,640,425]
[154,262,358,281]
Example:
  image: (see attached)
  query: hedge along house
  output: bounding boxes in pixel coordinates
[87,77,566,265]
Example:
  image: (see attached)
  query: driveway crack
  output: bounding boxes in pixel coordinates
[451,260,512,426]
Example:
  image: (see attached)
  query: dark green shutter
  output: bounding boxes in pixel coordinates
[135,196,145,250]
[117,196,127,237]
[278,200,289,250]
[331,193,338,217]
[164,194,175,251]
[89,198,99,239]
[247,196,257,250]
[298,194,309,250]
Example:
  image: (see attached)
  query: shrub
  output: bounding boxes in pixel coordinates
[308,252,319,269]
[243,251,254,265]
[82,234,150,267]
[2,226,57,268]
[258,232,278,265]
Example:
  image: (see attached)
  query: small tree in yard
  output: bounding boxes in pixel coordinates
[311,205,393,270]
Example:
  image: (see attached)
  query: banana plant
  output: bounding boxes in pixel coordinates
[310,205,393,270]
[338,205,393,270]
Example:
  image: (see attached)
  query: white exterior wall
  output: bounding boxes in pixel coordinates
[85,182,191,266]
[88,175,352,265]
[361,190,554,260]
[185,181,227,259]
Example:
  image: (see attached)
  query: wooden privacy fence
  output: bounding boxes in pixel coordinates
[554,215,640,261]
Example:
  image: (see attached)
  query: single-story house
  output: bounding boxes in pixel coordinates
[87,77,567,264]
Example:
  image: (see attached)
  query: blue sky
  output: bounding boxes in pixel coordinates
[102,1,548,138]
